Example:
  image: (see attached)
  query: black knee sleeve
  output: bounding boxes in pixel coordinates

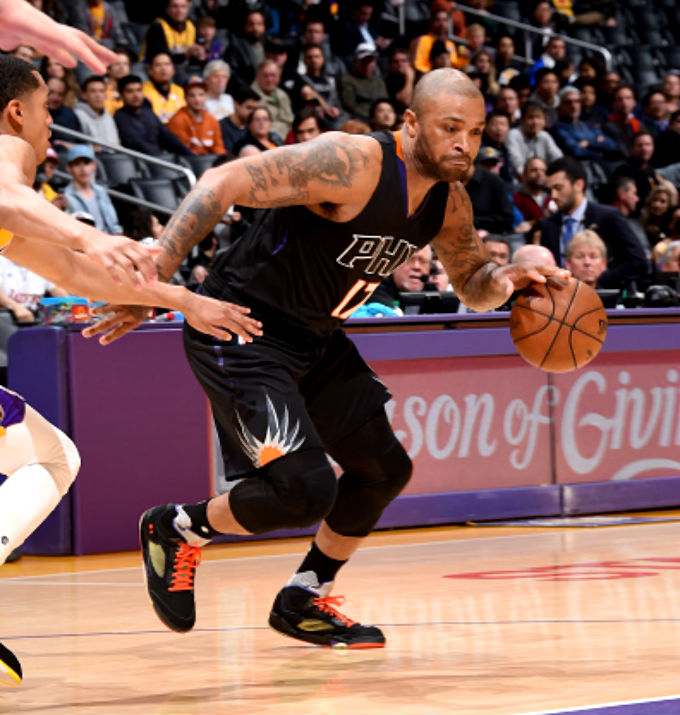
[229,449,338,533]
[324,412,412,537]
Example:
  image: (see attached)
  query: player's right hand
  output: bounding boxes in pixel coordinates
[181,293,263,343]
[83,235,159,288]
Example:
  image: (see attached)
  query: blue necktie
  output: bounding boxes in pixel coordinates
[561,216,577,263]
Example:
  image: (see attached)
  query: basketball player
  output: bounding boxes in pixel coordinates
[86,69,568,648]
[0,55,262,685]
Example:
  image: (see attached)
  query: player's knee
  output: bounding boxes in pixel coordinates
[48,430,81,496]
[270,451,338,528]
[381,441,412,500]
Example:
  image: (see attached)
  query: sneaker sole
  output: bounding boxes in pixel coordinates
[268,611,385,649]
[139,512,195,634]
[0,646,21,687]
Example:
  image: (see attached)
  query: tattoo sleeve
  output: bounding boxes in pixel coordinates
[156,187,223,282]
[432,184,507,311]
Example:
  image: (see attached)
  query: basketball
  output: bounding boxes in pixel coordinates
[509,277,608,373]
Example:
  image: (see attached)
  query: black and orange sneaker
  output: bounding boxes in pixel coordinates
[268,586,386,649]
[139,505,202,633]
[0,642,21,687]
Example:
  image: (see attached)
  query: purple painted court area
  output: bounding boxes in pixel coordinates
[532,696,680,715]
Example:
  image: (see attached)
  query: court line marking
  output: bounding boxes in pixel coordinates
[511,692,680,715]
[1,524,664,582]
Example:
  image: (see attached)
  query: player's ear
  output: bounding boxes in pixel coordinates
[5,99,25,129]
[403,108,418,138]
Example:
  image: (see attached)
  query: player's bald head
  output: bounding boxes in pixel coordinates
[411,69,483,117]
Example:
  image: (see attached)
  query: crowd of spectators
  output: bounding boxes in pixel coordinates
[5,0,680,320]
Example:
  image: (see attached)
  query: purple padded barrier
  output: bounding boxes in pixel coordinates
[7,327,72,555]
[562,477,680,515]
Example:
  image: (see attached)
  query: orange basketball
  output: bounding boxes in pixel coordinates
[509,277,608,373]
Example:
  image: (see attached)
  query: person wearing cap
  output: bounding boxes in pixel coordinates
[167,76,226,155]
[35,147,67,207]
[63,144,122,234]
[74,75,120,150]
[251,59,294,140]
[203,60,234,122]
[339,43,388,123]
[142,52,185,124]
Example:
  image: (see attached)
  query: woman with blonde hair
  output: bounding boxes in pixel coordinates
[565,229,607,288]
[642,185,677,265]
[470,49,500,106]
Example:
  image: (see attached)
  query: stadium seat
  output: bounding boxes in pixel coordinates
[129,179,180,211]
[98,153,144,188]
[180,154,220,179]
[146,156,186,180]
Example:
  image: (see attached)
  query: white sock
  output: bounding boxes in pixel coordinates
[286,570,333,597]
[0,465,61,563]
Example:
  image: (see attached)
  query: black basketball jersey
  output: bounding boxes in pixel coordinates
[201,131,450,338]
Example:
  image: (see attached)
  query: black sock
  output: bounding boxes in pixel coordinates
[296,541,347,585]
[159,501,223,540]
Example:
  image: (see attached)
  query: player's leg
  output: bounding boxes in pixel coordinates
[0,390,81,685]
[269,409,412,648]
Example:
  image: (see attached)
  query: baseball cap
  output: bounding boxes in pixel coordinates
[65,144,95,164]
[184,75,207,91]
[355,42,377,60]
[44,147,59,164]
[477,146,500,164]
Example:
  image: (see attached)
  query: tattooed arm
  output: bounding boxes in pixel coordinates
[432,183,569,312]
[153,131,380,282]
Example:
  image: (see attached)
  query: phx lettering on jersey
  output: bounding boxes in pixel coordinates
[336,235,417,276]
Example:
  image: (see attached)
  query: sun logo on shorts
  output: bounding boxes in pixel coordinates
[235,394,305,467]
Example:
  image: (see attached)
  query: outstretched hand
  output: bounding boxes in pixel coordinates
[81,304,150,345]
[0,0,117,73]
[83,234,160,289]
[491,262,571,301]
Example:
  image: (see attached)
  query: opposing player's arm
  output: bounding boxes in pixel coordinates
[153,131,380,281]
[432,183,568,311]
[3,235,262,343]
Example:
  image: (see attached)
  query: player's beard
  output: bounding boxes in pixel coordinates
[413,131,470,183]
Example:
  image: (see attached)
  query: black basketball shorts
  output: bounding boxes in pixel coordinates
[183,323,391,479]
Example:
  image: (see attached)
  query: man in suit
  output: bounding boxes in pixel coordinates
[538,156,648,290]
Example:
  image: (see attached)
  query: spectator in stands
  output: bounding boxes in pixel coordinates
[335,2,388,61]
[122,207,164,244]
[167,76,226,155]
[251,59,294,140]
[506,102,563,178]
[293,17,345,80]
[47,76,82,146]
[195,15,224,64]
[610,132,677,214]
[653,110,680,168]
[598,71,621,112]
[384,46,415,118]
[143,52,186,124]
[482,235,510,266]
[607,176,651,261]
[338,118,371,134]
[63,144,122,234]
[462,161,515,236]
[564,229,608,288]
[104,46,131,115]
[219,85,260,153]
[114,74,193,157]
[232,106,283,157]
[551,86,618,163]
[263,37,294,86]
[370,245,434,311]
[202,60,234,121]
[9,45,36,64]
[339,44,388,123]
[429,40,453,70]
[576,79,608,129]
[74,75,120,150]
[369,99,396,132]
[464,23,491,58]
[513,243,556,266]
[410,7,465,77]
[539,156,648,289]
[225,10,268,88]
[661,73,680,116]
[68,0,127,50]
[513,157,551,233]
[641,185,676,249]
[495,86,521,125]
[528,36,567,87]
[660,240,680,273]
[641,89,669,139]
[509,73,532,113]
[481,109,513,185]
[604,84,641,158]
[528,68,560,127]
[293,109,325,143]
[287,43,345,127]
[144,0,203,68]
[495,34,521,87]
[40,56,79,107]
[469,50,500,109]
[35,147,67,208]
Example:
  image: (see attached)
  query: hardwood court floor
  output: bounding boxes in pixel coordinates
[2,516,680,715]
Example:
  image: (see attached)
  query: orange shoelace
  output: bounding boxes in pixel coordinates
[313,595,356,627]
[169,542,202,592]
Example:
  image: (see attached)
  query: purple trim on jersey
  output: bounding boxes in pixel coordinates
[0,386,26,429]
[271,229,288,256]
[396,154,434,222]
